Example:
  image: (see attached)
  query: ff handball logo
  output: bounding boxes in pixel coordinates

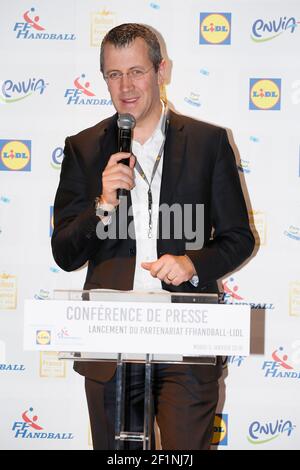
[200,13,231,45]
[0,140,31,171]
[249,79,281,110]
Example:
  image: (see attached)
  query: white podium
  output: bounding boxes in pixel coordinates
[24,289,250,449]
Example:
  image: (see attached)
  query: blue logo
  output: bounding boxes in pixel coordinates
[64,74,112,106]
[0,364,25,372]
[284,225,300,241]
[13,7,76,41]
[251,16,299,42]
[12,407,74,440]
[51,147,64,170]
[0,78,47,104]
[227,356,246,367]
[248,419,296,445]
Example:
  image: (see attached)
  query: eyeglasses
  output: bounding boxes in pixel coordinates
[104,66,154,82]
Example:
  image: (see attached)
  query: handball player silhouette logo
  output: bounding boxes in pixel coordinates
[21,408,43,430]
[74,74,96,97]
[22,8,45,31]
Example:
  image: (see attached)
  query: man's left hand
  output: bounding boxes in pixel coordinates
[141,254,197,286]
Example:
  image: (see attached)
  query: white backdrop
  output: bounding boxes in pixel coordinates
[0,0,299,450]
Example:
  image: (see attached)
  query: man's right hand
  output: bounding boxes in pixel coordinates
[101,152,135,206]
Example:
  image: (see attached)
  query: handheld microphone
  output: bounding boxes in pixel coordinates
[117,113,136,198]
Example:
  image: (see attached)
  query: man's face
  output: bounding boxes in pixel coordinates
[103,38,165,126]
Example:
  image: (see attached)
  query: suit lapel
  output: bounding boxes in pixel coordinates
[159,111,186,206]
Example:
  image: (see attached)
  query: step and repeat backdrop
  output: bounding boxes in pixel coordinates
[0,0,299,450]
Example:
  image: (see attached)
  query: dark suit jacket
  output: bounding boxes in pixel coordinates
[52,110,255,383]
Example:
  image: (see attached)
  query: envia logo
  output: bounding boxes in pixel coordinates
[50,206,54,237]
[262,346,300,379]
[12,407,74,440]
[0,140,31,172]
[51,147,64,170]
[222,276,274,310]
[251,16,300,42]
[13,7,76,41]
[0,78,48,103]
[200,13,231,45]
[211,414,228,446]
[249,79,281,110]
[247,418,296,445]
[64,74,112,105]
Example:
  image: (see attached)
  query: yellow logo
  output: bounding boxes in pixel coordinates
[0,140,31,171]
[211,414,228,445]
[0,273,17,310]
[250,79,281,110]
[39,352,66,378]
[200,13,231,44]
[36,330,51,345]
[249,210,267,245]
[90,10,116,47]
[289,281,300,317]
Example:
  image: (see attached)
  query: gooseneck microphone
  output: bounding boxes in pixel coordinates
[117,113,136,198]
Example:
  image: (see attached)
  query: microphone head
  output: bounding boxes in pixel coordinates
[117,113,136,130]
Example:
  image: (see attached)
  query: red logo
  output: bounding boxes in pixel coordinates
[74,74,96,97]
[23,8,45,31]
[21,408,43,430]
[223,277,244,300]
[271,347,293,370]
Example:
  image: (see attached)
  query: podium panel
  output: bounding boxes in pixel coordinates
[23,289,251,449]
[24,290,250,358]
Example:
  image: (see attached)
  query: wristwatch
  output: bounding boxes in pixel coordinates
[94,197,116,218]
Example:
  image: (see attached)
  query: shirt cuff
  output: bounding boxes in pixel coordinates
[189,275,199,287]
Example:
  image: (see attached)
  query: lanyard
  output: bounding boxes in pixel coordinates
[133,108,170,238]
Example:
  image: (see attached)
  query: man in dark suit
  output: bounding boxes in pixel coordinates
[52,23,254,450]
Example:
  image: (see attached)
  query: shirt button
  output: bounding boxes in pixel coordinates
[129,248,135,256]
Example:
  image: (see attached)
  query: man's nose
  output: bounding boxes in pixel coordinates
[120,73,134,91]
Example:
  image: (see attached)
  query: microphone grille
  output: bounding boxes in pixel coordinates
[117,113,136,130]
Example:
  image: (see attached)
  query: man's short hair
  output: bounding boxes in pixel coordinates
[100,23,163,74]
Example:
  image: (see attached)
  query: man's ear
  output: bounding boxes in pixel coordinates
[157,59,166,86]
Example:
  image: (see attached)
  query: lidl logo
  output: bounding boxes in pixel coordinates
[0,140,31,171]
[211,414,228,446]
[50,206,54,237]
[249,79,281,110]
[36,330,51,345]
[200,13,231,45]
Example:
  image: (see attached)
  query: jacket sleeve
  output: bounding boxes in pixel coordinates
[186,129,255,288]
[51,137,101,272]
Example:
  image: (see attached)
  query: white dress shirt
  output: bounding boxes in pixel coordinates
[131,110,165,291]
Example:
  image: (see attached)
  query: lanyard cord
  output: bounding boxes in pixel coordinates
[133,108,170,238]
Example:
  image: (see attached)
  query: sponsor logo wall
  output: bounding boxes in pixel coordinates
[0,0,299,449]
